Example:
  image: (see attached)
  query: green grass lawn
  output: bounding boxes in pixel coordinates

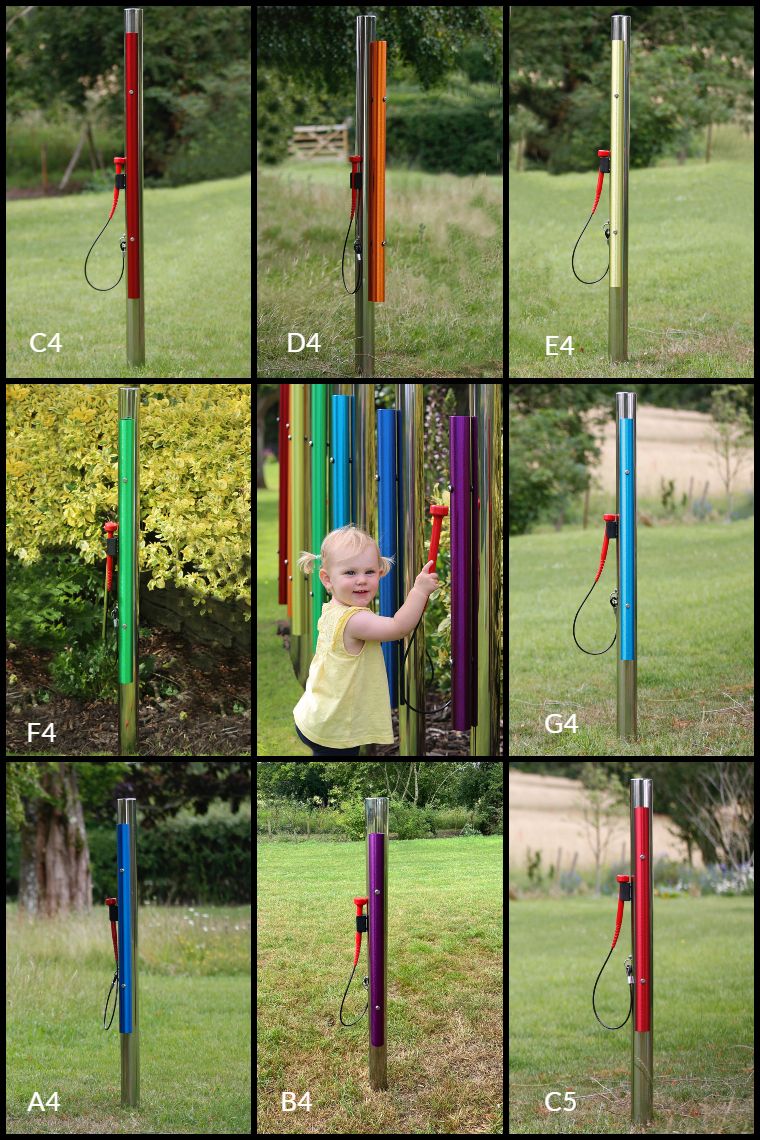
[257,160,503,378]
[508,892,754,1133]
[509,132,754,378]
[6,901,251,1131]
[257,833,503,1132]
[509,516,754,755]
[7,174,251,378]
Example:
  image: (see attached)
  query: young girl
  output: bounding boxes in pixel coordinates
[293,524,439,756]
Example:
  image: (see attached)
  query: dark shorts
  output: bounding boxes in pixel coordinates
[294,722,361,756]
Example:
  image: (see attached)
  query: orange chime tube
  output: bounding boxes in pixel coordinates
[368,39,386,302]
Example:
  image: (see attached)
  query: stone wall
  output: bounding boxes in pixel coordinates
[138,574,250,654]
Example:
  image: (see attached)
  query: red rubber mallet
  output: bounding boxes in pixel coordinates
[352,897,369,966]
[103,522,119,591]
[423,504,448,612]
[109,157,126,221]
[105,898,119,965]
[595,513,618,582]
[592,150,611,215]
[348,155,362,223]
[611,875,631,949]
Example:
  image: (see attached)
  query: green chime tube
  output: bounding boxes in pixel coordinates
[118,387,140,755]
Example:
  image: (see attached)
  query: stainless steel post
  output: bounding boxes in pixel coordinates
[355,14,376,376]
[609,15,630,362]
[125,9,145,367]
[117,797,140,1107]
[615,391,637,740]
[470,383,503,756]
[630,779,653,1123]
[396,384,425,756]
[118,387,140,756]
[365,797,388,1090]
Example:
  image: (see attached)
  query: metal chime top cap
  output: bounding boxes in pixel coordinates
[630,778,652,808]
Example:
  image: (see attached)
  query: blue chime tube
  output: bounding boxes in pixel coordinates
[117,797,139,1107]
[615,391,637,740]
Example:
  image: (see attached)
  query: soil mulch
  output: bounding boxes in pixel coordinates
[6,626,251,756]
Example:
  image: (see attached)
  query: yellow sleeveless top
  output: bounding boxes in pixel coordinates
[293,603,394,747]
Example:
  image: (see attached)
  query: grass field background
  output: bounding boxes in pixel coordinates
[509,516,754,755]
[257,160,503,378]
[257,833,503,1133]
[509,125,754,378]
[6,174,251,379]
[6,900,251,1132]
[508,892,754,1133]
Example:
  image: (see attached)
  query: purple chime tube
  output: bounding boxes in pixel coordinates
[450,416,479,731]
[365,797,388,1090]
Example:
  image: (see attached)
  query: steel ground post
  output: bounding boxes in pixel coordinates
[354,15,375,376]
[354,16,386,376]
[609,14,630,363]
[365,797,388,1090]
[117,797,140,1107]
[615,390,637,740]
[630,778,653,1123]
[396,384,426,755]
[118,387,141,756]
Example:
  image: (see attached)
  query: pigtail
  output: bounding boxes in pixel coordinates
[296,550,320,575]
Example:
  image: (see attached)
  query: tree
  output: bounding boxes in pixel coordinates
[257,6,502,97]
[257,6,502,166]
[6,7,252,183]
[672,762,754,889]
[577,764,629,898]
[704,385,754,522]
[509,6,753,173]
[112,761,252,828]
[15,762,92,918]
[12,760,251,915]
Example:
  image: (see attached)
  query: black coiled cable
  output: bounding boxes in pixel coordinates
[572,212,611,285]
[84,214,126,292]
[592,947,633,1030]
[573,578,617,655]
[341,213,362,296]
[103,966,118,1029]
[339,959,368,1027]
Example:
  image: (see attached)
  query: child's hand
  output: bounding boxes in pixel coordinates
[414,561,440,598]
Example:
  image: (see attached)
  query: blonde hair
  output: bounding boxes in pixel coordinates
[296,524,395,592]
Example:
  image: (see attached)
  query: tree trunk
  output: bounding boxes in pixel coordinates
[18,763,92,917]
